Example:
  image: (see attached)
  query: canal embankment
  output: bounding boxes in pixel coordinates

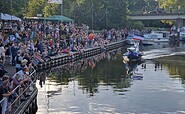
[5,40,126,114]
[35,40,126,71]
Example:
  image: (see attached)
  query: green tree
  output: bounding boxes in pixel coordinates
[26,0,47,17]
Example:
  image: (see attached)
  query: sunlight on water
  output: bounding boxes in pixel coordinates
[36,45,185,114]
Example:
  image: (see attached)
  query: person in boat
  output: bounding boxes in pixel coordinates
[125,43,139,58]
[127,49,140,60]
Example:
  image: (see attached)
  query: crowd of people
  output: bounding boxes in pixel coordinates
[0,20,128,114]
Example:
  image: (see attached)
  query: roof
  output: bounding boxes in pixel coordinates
[46,15,74,22]
[0,13,22,21]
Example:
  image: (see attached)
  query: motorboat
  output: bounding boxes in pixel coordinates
[126,34,144,45]
[126,31,170,45]
[180,31,185,41]
[123,43,144,63]
[141,36,155,45]
[126,34,139,45]
[143,31,170,43]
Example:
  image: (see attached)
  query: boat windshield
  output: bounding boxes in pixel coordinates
[148,34,158,39]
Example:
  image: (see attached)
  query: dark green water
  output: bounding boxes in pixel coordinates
[36,43,185,114]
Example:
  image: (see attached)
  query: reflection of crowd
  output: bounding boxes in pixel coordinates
[37,52,107,88]
[50,52,107,74]
[0,20,128,113]
[37,49,122,88]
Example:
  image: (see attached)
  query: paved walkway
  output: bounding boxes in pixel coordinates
[4,57,16,77]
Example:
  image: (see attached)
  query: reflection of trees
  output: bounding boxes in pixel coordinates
[78,53,130,95]
[45,49,132,97]
[163,62,185,81]
[155,56,185,84]
[77,57,130,96]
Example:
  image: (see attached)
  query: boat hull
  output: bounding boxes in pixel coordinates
[123,55,143,63]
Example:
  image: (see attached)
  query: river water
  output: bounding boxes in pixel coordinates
[36,41,185,114]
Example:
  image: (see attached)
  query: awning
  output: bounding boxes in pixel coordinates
[46,15,74,22]
[0,13,22,21]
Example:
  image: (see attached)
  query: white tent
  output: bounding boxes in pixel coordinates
[0,13,22,21]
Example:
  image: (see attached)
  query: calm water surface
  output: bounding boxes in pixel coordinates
[36,42,185,114]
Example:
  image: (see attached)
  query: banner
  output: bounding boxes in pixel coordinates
[48,0,62,4]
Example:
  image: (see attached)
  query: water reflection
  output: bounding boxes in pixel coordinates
[124,61,145,76]
[154,56,185,84]
[36,46,185,114]
[37,48,129,97]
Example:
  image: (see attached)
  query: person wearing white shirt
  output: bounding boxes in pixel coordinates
[0,43,5,66]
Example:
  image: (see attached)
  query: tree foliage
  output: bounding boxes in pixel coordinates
[1,0,183,29]
[160,0,185,13]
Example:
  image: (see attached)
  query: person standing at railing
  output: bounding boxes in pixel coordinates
[0,80,15,114]
[0,42,6,66]
[10,43,18,66]
[12,67,31,100]
[15,50,23,72]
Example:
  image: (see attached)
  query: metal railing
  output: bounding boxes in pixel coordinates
[0,67,36,113]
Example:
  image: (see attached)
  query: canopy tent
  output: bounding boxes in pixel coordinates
[46,15,74,22]
[0,13,22,21]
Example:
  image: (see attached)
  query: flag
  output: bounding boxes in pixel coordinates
[48,0,62,4]
[133,35,144,40]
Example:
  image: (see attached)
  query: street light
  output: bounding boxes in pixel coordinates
[11,0,12,28]
[61,0,63,16]
[91,0,94,30]
[178,5,181,13]
[155,0,160,7]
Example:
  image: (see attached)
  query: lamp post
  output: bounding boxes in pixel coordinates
[105,0,108,29]
[61,0,63,16]
[91,0,94,30]
[155,0,160,7]
[178,5,181,13]
[105,9,108,29]
[11,0,12,28]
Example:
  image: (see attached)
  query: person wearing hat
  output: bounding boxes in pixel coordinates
[23,53,32,69]
[21,59,28,68]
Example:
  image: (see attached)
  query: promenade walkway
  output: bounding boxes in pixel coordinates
[4,57,16,77]
[1,57,38,114]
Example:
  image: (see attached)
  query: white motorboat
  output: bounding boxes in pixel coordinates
[123,43,144,63]
[142,36,154,45]
[180,31,185,41]
[126,31,170,45]
[126,34,145,45]
[125,34,140,45]
[144,31,170,42]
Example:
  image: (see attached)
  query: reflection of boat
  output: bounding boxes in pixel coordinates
[123,43,144,63]
[124,60,144,77]
[131,74,143,80]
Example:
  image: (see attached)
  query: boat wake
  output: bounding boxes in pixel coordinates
[142,48,185,60]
